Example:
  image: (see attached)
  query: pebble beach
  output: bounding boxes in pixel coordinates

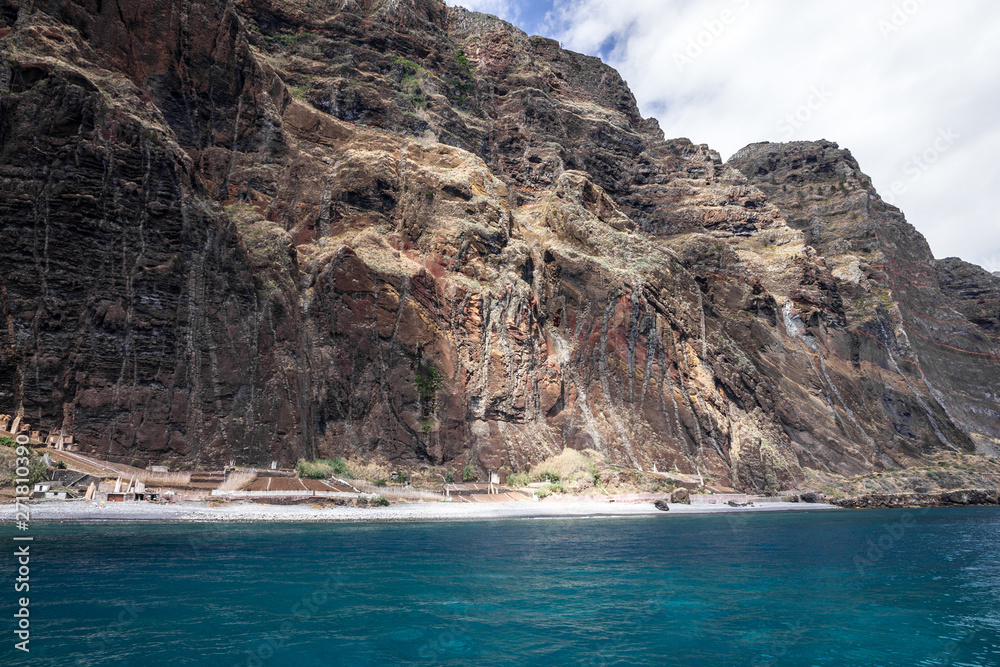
[2,497,839,522]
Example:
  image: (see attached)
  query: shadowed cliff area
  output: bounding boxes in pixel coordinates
[1,0,997,489]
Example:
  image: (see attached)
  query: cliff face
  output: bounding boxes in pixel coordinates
[728,142,1000,458]
[937,257,1000,346]
[1,0,997,484]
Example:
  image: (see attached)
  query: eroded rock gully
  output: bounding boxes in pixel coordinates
[1,0,997,488]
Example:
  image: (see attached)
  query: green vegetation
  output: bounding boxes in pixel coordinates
[450,48,473,103]
[451,78,472,105]
[454,47,471,75]
[287,84,310,100]
[534,482,565,498]
[505,472,529,487]
[392,55,422,72]
[445,471,454,483]
[343,458,392,485]
[26,458,47,486]
[517,448,677,495]
[392,56,425,107]
[0,436,15,448]
[0,445,47,487]
[296,457,350,479]
[414,361,443,401]
[461,463,476,482]
[392,470,407,484]
[529,449,594,487]
[414,355,444,418]
[375,495,391,506]
[267,32,320,50]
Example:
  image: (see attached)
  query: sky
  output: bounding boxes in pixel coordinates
[447,0,1000,273]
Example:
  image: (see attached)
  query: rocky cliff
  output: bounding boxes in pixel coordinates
[937,257,1000,346]
[1,0,997,487]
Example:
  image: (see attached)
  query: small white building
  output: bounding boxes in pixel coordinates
[31,483,67,500]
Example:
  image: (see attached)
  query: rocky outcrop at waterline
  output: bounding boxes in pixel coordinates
[832,489,1000,509]
[1,0,998,490]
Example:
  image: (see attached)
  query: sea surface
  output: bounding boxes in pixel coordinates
[3,507,1000,666]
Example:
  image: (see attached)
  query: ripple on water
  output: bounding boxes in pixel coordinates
[5,508,999,667]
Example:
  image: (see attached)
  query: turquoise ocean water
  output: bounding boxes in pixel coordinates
[3,507,999,666]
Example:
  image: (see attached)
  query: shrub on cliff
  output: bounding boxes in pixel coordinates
[346,458,392,484]
[296,458,350,479]
[535,482,565,499]
[0,448,16,486]
[506,472,529,487]
[414,359,444,416]
[529,449,601,492]
[0,447,47,488]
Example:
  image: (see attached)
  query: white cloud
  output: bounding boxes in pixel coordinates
[446,0,520,24]
[525,0,1000,272]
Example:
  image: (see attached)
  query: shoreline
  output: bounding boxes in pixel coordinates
[1,498,840,523]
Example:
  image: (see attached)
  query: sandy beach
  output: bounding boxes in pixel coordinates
[2,498,839,523]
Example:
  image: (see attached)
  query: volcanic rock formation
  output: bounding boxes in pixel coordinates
[1,0,997,487]
[937,257,1000,346]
